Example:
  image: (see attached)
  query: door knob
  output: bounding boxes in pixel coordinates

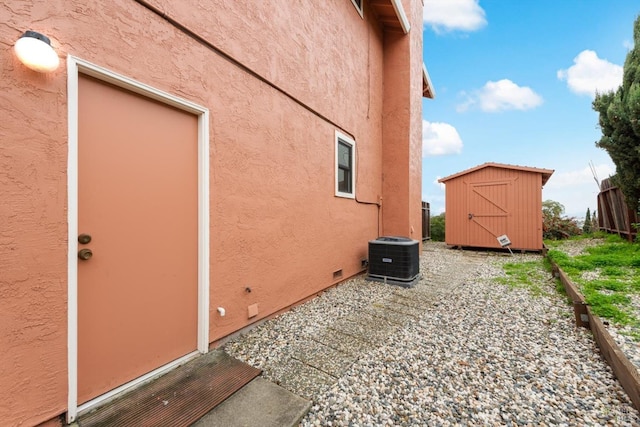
[78,248,93,260]
[78,234,92,244]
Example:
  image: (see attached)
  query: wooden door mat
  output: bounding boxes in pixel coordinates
[78,350,262,427]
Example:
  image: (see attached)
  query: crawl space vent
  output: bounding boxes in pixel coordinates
[366,236,420,288]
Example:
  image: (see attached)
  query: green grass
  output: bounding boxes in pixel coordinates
[546,236,640,333]
[496,261,550,297]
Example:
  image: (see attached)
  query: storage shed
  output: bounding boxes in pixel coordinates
[438,163,554,251]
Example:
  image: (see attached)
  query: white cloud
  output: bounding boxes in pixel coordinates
[546,164,614,189]
[543,163,615,218]
[422,185,445,215]
[423,121,463,156]
[423,0,487,33]
[457,79,543,112]
[557,50,623,97]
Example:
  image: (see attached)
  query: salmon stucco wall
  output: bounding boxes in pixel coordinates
[1,6,69,426]
[381,0,423,243]
[0,0,423,424]
[408,0,425,245]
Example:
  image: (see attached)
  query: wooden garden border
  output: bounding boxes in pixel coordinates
[549,260,640,411]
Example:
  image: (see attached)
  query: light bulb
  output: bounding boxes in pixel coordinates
[14,31,60,73]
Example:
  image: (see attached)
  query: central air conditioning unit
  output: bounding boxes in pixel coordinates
[366,236,420,288]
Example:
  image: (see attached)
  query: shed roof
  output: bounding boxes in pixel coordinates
[438,162,554,186]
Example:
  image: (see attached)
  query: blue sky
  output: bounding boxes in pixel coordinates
[421,0,640,219]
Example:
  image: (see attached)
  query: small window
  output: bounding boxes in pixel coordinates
[350,0,364,17]
[335,131,355,198]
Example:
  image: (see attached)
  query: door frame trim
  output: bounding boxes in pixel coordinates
[66,55,210,423]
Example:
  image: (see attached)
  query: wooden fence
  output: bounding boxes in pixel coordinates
[421,201,431,241]
[597,178,638,241]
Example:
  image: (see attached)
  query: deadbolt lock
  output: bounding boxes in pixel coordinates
[78,234,92,244]
[78,248,93,260]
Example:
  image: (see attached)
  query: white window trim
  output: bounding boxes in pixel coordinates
[335,130,356,199]
[350,0,364,18]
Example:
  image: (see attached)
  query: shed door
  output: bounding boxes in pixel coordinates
[466,180,510,248]
[77,75,199,404]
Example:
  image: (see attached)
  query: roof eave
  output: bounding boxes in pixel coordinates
[390,0,411,34]
[423,63,435,99]
[369,0,410,34]
[439,162,555,185]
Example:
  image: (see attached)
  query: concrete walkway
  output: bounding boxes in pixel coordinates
[192,377,311,427]
[238,251,488,400]
[219,247,490,425]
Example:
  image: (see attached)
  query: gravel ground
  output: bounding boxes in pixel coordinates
[549,238,640,383]
[224,241,640,426]
[609,311,640,371]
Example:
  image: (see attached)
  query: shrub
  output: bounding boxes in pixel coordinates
[543,214,582,240]
[430,213,445,241]
[542,200,582,240]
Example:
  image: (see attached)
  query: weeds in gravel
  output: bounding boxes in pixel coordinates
[544,231,609,248]
[542,257,570,299]
[546,235,640,332]
[496,261,550,297]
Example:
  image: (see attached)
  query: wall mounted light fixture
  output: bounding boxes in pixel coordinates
[14,30,60,73]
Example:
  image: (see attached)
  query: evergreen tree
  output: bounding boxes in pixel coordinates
[591,210,599,232]
[583,208,592,233]
[593,15,640,212]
